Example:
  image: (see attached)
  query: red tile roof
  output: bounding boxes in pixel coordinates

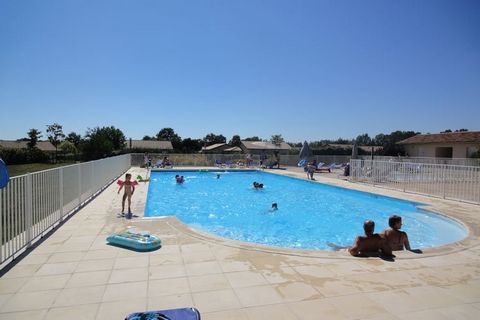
[398,131,480,145]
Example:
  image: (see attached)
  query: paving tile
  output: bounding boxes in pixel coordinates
[0,294,12,310]
[47,251,85,263]
[147,293,194,310]
[16,253,51,265]
[245,303,300,320]
[96,298,146,320]
[0,309,48,320]
[312,277,364,297]
[192,289,241,313]
[149,264,187,279]
[441,280,480,303]
[234,285,284,307]
[148,277,190,297]
[149,253,184,266]
[83,249,118,261]
[66,270,111,288]
[114,255,149,269]
[293,265,336,281]
[326,294,389,319]
[2,264,41,279]
[1,290,60,312]
[45,303,99,320]
[20,274,71,292]
[273,281,322,302]
[35,262,78,276]
[225,271,268,288]
[182,249,216,264]
[0,277,29,294]
[202,309,250,320]
[366,289,426,314]
[109,267,148,283]
[54,286,106,307]
[76,259,115,272]
[260,266,303,284]
[396,309,449,320]
[218,259,255,272]
[288,298,348,320]
[402,285,464,309]
[103,281,147,302]
[188,274,232,292]
[185,261,222,276]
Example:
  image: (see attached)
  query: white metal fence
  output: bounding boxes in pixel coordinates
[369,156,480,166]
[349,159,480,204]
[0,154,131,267]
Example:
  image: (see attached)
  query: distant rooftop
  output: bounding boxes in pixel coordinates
[201,143,227,151]
[398,131,480,145]
[0,140,56,152]
[241,141,292,150]
[126,140,173,150]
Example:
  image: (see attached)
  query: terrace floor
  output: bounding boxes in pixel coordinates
[0,166,479,320]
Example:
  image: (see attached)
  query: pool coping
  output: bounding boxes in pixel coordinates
[143,167,480,259]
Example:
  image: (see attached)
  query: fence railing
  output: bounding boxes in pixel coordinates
[130,153,353,167]
[349,159,480,204]
[368,156,480,167]
[0,154,131,268]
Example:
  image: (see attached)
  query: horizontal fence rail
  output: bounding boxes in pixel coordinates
[0,154,131,268]
[131,153,353,167]
[349,159,480,204]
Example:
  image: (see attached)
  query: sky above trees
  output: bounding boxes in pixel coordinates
[1,0,479,141]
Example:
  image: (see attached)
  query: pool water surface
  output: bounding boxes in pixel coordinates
[144,170,467,250]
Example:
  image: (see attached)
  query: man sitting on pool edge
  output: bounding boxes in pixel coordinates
[328,220,395,259]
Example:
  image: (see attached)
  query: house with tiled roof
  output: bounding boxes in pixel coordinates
[0,140,56,152]
[125,139,173,151]
[240,140,292,155]
[199,143,230,153]
[397,131,480,158]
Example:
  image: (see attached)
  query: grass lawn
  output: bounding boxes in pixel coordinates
[7,162,77,177]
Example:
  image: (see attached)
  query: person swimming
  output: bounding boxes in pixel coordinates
[175,175,185,183]
[270,203,278,211]
[253,181,264,189]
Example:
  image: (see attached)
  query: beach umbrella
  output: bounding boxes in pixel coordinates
[351,142,358,160]
[299,141,312,159]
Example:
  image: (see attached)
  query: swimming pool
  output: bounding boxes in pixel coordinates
[144,170,467,250]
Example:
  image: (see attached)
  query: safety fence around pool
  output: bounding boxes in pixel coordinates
[349,159,480,204]
[0,154,131,268]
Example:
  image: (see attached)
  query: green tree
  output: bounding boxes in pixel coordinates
[46,123,65,163]
[142,135,154,140]
[378,130,419,156]
[59,140,77,154]
[65,132,82,147]
[355,133,372,146]
[229,135,241,147]
[80,126,126,160]
[156,128,182,150]
[244,136,262,141]
[27,128,42,149]
[180,138,203,153]
[203,133,226,145]
[270,134,284,145]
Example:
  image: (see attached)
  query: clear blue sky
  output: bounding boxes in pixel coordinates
[1,0,479,142]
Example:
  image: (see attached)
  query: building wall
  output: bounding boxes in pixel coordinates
[404,143,479,158]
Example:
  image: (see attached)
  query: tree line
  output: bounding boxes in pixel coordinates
[1,123,473,165]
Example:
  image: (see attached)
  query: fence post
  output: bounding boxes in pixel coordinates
[59,168,64,221]
[442,165,446,199]
[78,164,82,206]
[26,173,33,248]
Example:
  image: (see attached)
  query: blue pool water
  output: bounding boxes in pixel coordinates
[145,170,467,250]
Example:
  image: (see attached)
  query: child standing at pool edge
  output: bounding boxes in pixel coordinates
[118,173,136,218]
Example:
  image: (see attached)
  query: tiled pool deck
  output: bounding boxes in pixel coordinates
[0,166,479,319]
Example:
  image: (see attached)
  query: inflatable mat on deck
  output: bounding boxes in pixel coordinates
[125,307,201,320]
[106,231,161,251]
